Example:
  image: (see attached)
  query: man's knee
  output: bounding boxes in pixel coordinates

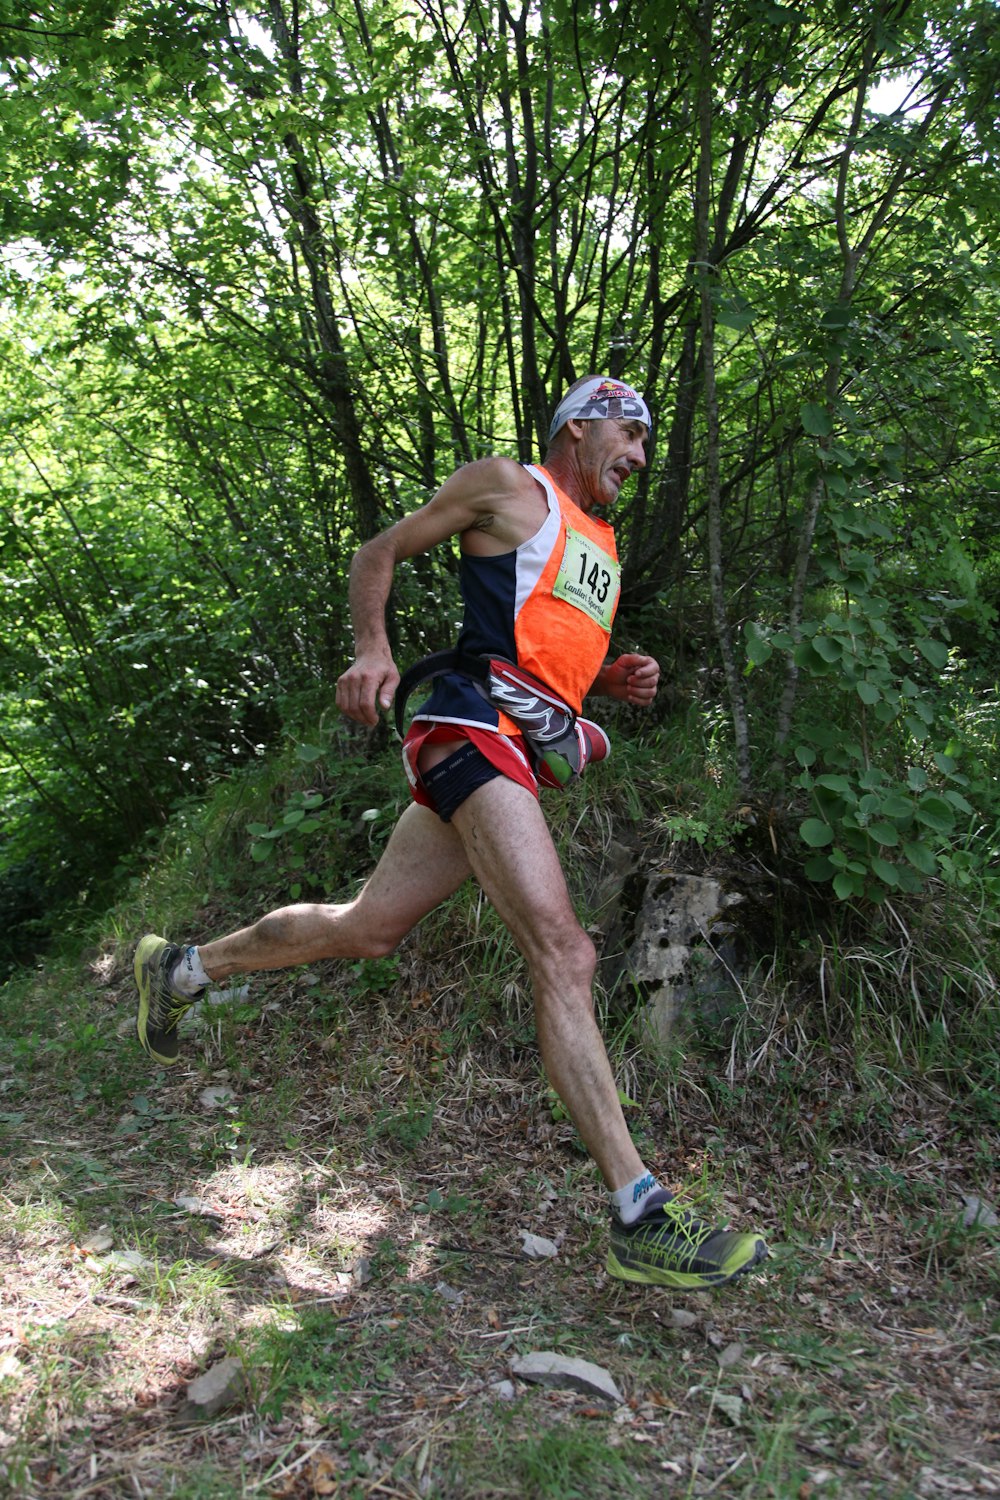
[530,920,596,992]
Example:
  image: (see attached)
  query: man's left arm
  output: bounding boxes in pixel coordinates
[589,652,660,706]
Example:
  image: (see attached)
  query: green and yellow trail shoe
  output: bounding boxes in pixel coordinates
[607,1190,767,1290]
[134,934,198,1065]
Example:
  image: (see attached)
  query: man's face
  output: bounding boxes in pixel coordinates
[579,417,648,509]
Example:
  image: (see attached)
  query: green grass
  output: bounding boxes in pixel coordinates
[449,1414,637,1498]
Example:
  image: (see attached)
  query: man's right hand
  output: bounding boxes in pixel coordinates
[336,651,400,726]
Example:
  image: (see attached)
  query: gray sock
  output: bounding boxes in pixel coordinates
[610,1171,662,1226]
[171,945,210,997]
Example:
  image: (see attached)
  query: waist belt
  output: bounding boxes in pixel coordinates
[394,649,606,788]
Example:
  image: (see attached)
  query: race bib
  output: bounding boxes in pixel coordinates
[553,527,621,631]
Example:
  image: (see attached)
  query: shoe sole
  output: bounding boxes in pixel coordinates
[134,935,180,1067]
[606,1237,768,1290]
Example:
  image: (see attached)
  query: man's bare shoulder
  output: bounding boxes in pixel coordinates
[443,456,547,550]
[445,455,538,506]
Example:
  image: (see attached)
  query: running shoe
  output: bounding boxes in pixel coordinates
[134,934,200,1065]
[607,1190,767,1290]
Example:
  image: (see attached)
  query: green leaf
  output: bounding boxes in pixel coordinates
[819,304,852,330]
[794,744,816,768]
[903,840,937,875]
[916,795,956,833]
[869,856,900,887]
[833,871,863,900]
[855,680,881,705]
[868,822,900,847]
[745,621,773,666]
[296,743,325,762]
[717,308,756,331]
[250,841,275,863]
[879,794,915,821]
[794,641,833,674]
[811,634,843,663]
[915,638,949,670]
[800,818,834,847]
[800,402,833,436]
[815,774,853,794]
[804,855,835,880]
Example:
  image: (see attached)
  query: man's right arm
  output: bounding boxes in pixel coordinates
[335,457,531,725]
[334,532,401,725]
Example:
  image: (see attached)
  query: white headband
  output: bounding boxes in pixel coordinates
[548,376,652,441]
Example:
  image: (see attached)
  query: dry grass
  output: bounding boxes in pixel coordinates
[1,750,998,1498]
[1,901,998,1500]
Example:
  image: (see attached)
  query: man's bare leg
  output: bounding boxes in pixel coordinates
[197,802,472,980]
[446,775,768,1288]
[449,775,644,1193]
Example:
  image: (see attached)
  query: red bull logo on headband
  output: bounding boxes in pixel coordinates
[548,375,652,440]
[575,380,644,421]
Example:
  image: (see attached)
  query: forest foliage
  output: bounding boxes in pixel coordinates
[1,0,998,969]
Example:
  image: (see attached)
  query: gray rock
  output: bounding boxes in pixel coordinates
[207,983,250,1005]
[669,1308,699,1329]
[519,1231,559,1259]
[174,1194,215,1216]
[960,1193,998,1229]
[87,1249,152,1278]
[511,1351,623,1404]
[179,1357,245,1421]
[199,1085,235,1109]
[603,871,748,1043]
[711,1391,744,1426]
[79,1228,114,1254]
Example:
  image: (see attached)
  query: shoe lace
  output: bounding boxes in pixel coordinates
[660,1198,712,1238]
[161,991,195,1028]
[632,1197,719,1262]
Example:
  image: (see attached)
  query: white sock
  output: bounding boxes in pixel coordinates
[610,1171,662,1226]
[171,945,211,996]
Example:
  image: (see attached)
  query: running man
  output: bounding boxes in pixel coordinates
[133,375,767,1291]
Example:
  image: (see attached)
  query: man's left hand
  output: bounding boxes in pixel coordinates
[597,653,660,705]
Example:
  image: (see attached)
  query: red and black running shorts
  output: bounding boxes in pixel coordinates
[401,721,539,820]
